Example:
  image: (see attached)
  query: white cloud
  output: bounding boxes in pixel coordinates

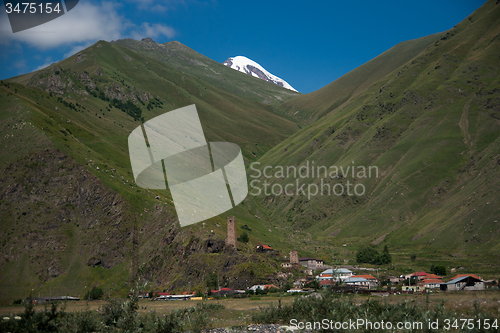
[63,42,94,58]
[0,0,178,79]
[34,57,53,71]
[0,1,176,50]
[0,1,127,49]
[13,60,26,69]
[130,22,176,40]
[151,4,168,12]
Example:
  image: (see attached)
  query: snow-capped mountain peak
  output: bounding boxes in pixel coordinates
[223,56,297,92]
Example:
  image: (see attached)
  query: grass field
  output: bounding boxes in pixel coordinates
[1,291,499,328]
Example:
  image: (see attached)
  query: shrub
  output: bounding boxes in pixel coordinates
[430,265,446,276]
[356,245,392,265]
[88,286,104,300]
[238,231,249,243]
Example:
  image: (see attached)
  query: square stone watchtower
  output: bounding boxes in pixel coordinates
[290,250,298,264]
[226,216,237,248]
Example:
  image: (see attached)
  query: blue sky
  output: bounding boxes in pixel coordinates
[0,0,486,93]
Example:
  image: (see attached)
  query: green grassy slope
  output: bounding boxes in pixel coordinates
[244,0,500,271]
[111,39,299,106]
[9,40,299,162]
[278,33,440,124]
[0,40,303,303]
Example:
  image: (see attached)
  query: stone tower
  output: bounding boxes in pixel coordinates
[226,216,237,248]
[290,250,298,264]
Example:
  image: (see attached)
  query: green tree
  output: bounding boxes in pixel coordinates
[88,286,104,300]
[430,265,446,276]
[356,246,379,264]
[238,231,249,243]
[356,246,391,265]
[206,272,218,290]
[376,245,392,264]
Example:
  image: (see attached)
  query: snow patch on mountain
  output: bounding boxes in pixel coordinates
[223,56,297,92]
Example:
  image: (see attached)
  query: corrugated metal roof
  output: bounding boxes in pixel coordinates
[444,275,482,285]
[345,277,368,283]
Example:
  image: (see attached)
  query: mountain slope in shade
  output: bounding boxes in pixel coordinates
[223,56,298,92]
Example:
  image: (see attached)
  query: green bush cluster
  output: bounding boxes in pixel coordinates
[356,245,392,265]
[83,286,104,300]
[109,98,142,121]
[430,265,447,276]
[238,231,249,243]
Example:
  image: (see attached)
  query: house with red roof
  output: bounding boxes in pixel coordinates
[411,272,429,280]
[419,274,443,289]
[319,280,333,287]
[422,279,443,289]
[352,274,379,288]
[256,244,273,252]
[211,287,235,296]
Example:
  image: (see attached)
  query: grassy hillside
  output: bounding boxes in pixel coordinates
[112,39,299,107]
[0,39,302,303]
[1,0,499,305]
[244,0,500,273]
[277,33,440,124]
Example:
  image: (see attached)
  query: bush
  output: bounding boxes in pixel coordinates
[238,231,249,243]
[356,246,379,264]
[206,272,218,290]
[356,245,392,265]
[430,265,446,276]
[87,286,104,300]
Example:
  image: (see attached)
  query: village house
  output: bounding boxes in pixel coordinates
[211,288,235,296]
[256,244,273,252]
[422,278,443,289]
[352,274,379,288]
[344,277,370,289]
[440,275,485,291]
[298,257,324,270]
[318,270,333,281]
[319,279,333,287]
[402,285,425,293]
[281,262,293,268]
[319,268,353,282]
[419,274,443,289]
[411,271,429,280]
[293,277,307,288]
[386,276,402,284]
[334,268,354,282]
[248,284,279,292]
